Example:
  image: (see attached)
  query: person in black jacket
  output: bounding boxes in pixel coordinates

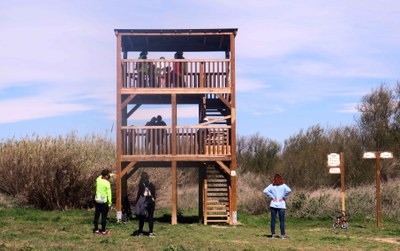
[134,172,156,237]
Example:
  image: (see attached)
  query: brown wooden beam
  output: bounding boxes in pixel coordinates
[216,160,231,175]
[229,33,237,225]
[121,88,231,95]
[121,94,136,109]
[216,93,231,109]
[121,161,136,177]
[171,93,177,224]
[116,33,123,217]
[127,104,141,119]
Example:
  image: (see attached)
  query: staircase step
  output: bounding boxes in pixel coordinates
[206,219,229,223]
[207,209,228,212]
[207,203,227,207]
[206,215,229,218]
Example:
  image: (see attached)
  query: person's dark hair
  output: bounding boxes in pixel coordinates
[140,172,150,185]
[157,115,162,121]
[174,51,184,59]
[272,174,284,186]
[101,169,110,177]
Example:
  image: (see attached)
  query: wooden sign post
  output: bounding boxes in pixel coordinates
[327,152,345,213]
[362,151,393,228]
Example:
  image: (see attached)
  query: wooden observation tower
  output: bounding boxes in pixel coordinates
[114,28,238,225]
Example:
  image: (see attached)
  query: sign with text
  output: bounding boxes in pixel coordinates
[363,152,376,159]
[327,153,341,167]
[380,152,393,159]
[329,167,341,174]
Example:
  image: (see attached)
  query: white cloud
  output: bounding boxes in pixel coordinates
[0,96,90,123]
[336,103,359,114]
[236,78,270,92]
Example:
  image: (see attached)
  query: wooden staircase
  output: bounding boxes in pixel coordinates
[204,165,230,224]
[204,95,230,124]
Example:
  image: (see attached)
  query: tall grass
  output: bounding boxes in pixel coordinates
[0,132,115,210]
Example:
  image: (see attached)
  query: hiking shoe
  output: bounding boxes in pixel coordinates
[101,230,110,235]
[149,233,155,237]
[271,234,278,238]
[138,233,144,237]
[93,230,100,234]
[281,235,289,239]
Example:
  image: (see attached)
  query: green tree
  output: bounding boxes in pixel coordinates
[356,83,396,150]
[356,83,400,180]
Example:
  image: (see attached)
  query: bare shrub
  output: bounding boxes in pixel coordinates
[237,171,269,213]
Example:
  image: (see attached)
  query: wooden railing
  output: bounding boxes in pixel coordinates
[121,59,231,89]
[121,126,231,155]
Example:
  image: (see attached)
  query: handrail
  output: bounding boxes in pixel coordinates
[121,126,231,156]
[121,59,231,89]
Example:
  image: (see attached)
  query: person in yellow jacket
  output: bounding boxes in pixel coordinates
[93,169,113,235]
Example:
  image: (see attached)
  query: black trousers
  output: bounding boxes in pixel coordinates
[138,205,155,233]
[93,202,109,232]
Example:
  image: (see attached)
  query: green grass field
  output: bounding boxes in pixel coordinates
[0,208,399,251]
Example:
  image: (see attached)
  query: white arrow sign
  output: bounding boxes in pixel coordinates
[363,152,376,159]
[329,167,341,174]
[380,152,393,159]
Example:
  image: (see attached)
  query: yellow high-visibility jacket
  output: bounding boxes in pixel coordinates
[95,176,112,206]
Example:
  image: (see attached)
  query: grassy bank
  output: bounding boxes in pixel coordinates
[0,207,399,251]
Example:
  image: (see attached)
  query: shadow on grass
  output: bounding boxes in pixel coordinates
[155,213,200,224]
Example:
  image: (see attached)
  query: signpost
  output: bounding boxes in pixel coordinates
[327,152,345,214]
[362,151,394,228]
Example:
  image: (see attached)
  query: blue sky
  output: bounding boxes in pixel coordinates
[1,1,399,144]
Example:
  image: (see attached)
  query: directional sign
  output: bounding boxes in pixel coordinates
[329,167,341,174]
[363,152,376,159]
[327,153,341,167]
[380,152,393,159]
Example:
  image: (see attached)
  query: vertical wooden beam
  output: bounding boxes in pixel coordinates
[340,152,345,213]
[172,161,177,225]
[115,32,123,220]
[198,165,205,223]
[375,152,382,228]
[229,33,237,225]
[171,94,178,224]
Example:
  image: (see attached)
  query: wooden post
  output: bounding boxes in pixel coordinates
[198,166,205,223]
[229,33,237,224]
[171,94,177,224]
[375,152,381,228]
[115,32,122,220]
[362,151,393,228]
[340,152,345,213]
[172,161,177,225]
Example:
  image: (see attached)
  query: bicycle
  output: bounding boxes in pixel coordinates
[332,210,348,229]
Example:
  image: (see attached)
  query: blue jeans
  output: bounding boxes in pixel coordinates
[270,207,286,236]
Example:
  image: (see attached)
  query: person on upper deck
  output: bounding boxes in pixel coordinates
[136,51,155,87]
[157,56,171,87]
[145,117,157,154]
[155,115,167,154]
[197,117,210,154]
[172,51,187,87]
